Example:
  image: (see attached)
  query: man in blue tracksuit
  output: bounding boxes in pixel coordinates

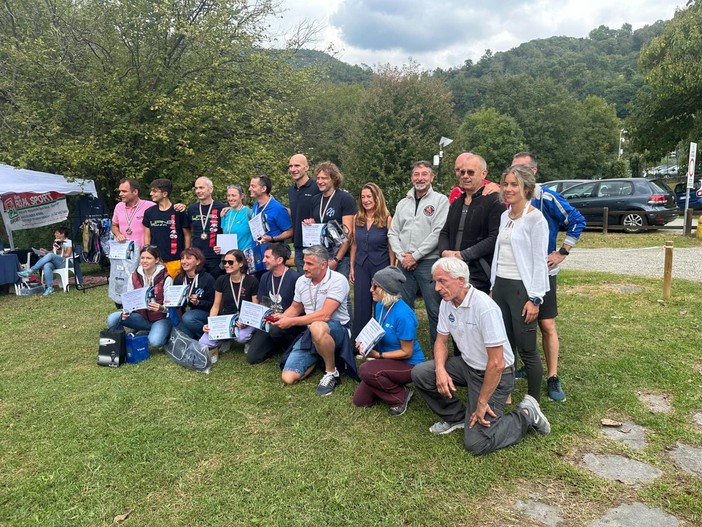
[512,152,586,402]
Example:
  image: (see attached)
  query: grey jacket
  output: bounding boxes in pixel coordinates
[388,186,449,262]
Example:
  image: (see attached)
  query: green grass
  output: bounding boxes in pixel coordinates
[569,231,702,249]
[1,271,702,526]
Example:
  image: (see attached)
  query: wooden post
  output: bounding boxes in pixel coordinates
[663,240,673,300]
[603,207,609,234]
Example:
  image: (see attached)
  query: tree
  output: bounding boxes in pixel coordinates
[629,1,702,160]
[341,65,456,204]
[452,108,526,178]
[576,96,620,179]
[0,0,310,206]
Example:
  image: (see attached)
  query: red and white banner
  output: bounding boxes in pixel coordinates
[0,191,69,230]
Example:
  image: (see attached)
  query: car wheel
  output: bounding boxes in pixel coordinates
[621,212,646,233]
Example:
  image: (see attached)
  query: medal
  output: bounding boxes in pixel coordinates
[123,200,140,237]
[126,228,133,235]
[201,232,208,240]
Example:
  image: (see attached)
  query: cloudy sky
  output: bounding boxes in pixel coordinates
[266,0,686,70]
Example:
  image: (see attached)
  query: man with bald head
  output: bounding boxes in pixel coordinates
[187,176,226,278]
[287,153,321,271]
[438,153,502,293]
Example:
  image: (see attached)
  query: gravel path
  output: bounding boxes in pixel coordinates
[563,246,702,282]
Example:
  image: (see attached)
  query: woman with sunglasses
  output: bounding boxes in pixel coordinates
[172,247,215,340]
[490,164,549,402]
[200,249,259,361]
[353,266,425,416]
[106,245,174,348]
[349,182,394,340]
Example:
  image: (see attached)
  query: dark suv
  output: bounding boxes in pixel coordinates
[561,178,678,232]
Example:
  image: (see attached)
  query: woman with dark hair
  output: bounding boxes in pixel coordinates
[350,182,394,338]
[18,226,73,296]
[173,247,215,340]
[200,249,259,361]
[490,164,549,402]
[353,266,425,416]
[106,245,174,348]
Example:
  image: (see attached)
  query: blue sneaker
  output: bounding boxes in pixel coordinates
[547,376,566,402]
[43,287,54,296]
[316,371,340,396]
[17,269,31,278]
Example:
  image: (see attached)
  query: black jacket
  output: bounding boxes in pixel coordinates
[438,188,503,292]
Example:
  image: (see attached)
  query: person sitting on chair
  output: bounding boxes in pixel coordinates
[18,227,73,296]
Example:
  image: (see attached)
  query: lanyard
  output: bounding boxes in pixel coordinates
[319,190,336,221]
[308,272,330,311]
[199,201,214,234]
[185,274,199,297]
[124,200,141,233]
[229,276,243,311]
[254,197,271,216]
[377,302,396,326]
[223,207,245,233]
[270,268,287,303]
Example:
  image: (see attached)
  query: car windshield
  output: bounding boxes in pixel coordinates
[650,180,672,194]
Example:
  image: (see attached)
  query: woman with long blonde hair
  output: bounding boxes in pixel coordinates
[350,182,395,339]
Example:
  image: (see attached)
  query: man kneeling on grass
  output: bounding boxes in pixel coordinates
[411,257,551,456]
[271,245,357,396]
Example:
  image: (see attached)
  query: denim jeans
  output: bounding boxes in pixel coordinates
[294,247,305,273]
[178,309,209,340]
[399,258,441,346]
[32,253,66,288]
[334,255,352,318]
[107,311,173,348]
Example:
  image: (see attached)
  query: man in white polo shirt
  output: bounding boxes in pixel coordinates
[272,244,357,396]
[411,257,551,456]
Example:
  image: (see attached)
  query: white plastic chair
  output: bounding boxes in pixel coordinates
[51,257,75,292]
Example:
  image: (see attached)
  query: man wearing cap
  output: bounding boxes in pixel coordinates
[273,245,357,397]
[245,243,303,365]
[411,257,551,455]
[353,266,425,417]
[387,160,449,345]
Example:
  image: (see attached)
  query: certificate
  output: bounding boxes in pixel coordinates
[355,318,386,357]
[302,223,325,247]
[163,285,189,307]
[121,286,150,313]
[207,314,238,341]
[108,240,135,260]
[238,300,273,330]
[216,234,238,252]
[248,214,268,242]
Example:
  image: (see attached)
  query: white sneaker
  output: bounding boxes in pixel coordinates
[518,395,551,435]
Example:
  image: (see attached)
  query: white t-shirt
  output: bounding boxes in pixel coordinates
[437,286,514,370]
[53,238,73,257]
[293,268,350,325]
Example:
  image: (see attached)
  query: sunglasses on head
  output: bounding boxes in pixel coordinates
[223,259,237,266]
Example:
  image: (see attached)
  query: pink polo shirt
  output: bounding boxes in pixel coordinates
[112,200,155,247]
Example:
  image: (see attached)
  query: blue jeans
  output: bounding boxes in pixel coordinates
[399,258,440,346]
[107,311,173,348]
[283,320,348,375]
[178,309,209,340]
[32,253,66,288]
[294,247,305,273]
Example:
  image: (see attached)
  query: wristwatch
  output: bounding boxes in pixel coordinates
[334,257,342,264]
[529,297,542,306]
[558,247,570,256]
[378,351,384,359]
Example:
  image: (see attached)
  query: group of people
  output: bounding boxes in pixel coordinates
[97,150,585,456]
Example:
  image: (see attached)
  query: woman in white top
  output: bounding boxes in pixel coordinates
[490,164,549,402]
[17,226,73,296]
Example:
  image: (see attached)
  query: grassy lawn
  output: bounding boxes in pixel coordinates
[1,270,701,526]
[564,231,702,249]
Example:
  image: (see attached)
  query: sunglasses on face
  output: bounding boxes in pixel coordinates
[456,169,477,177]
[223,260,237,266]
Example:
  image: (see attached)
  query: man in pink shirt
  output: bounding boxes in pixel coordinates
[111,178,155,248]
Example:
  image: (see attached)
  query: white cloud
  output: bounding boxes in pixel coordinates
[266,0,686,70]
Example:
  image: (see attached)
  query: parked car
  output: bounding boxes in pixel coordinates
[560,178,678,233]
[540,179,589,194]
[674,180,702,210]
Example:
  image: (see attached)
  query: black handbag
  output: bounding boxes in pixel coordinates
[98,327,126,367]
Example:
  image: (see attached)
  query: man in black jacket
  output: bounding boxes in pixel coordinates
[438,153,502,293]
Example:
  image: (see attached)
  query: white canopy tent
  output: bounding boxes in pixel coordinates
[0,164,98,249]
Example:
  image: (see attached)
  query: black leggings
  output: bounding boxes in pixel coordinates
[492,276,543,402]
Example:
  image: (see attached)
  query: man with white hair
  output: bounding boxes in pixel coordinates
[411,257,551,456]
